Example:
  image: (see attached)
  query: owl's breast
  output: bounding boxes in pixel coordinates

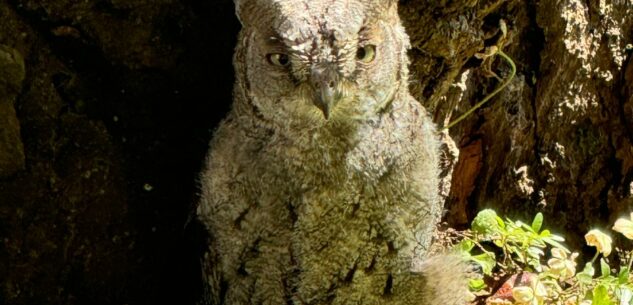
[344,113,417,181]
[271,126,403,186]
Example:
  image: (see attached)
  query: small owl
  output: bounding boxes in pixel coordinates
[197,0,468,304]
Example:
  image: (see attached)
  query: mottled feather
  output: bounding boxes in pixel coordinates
[198,1,469,304]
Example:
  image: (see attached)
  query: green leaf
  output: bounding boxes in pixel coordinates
[531,212,543,233]
[471,252,496,276]
[468,278,487,291]
[495,215,506,229]
[618,267,630,285]
[513,248,526,262]
[548,234,566,242]
[528,258,542,272]
[542,236,570,252]
[527,246,544,258]
[601,258,611,278]
[583,262,596,276]
[516,221,538,236]
[530,238,547,248]
[455,239,475,254]
[578,262,595,284]
[472,209,502,236]
[592,284,612,305]
[517,220,535,233]
[618,287,633,305]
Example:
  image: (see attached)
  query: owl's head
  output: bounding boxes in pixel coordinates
[233,0,411,130]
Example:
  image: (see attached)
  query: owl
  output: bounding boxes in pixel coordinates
[197,0,468,304]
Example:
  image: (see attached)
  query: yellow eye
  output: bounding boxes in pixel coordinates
[356,45,376,63]
[266,53,290,67]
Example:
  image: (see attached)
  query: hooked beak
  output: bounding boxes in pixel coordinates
[311,67,340,120]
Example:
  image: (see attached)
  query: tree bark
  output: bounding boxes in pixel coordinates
[0,0,631,304]
[400,0,633,250]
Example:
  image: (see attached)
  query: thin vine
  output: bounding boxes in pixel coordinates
[442,50,517,131]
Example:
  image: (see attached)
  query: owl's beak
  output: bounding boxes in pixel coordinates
[317,85,336,119]
[311,68,340,120]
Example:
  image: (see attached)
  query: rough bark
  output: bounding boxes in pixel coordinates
[0,0,631,304]
[401,0,633,251]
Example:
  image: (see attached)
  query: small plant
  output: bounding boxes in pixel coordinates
[455,209,633,305]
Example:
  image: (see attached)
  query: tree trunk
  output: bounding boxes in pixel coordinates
[0,0,631,304]
[400,0,633,250]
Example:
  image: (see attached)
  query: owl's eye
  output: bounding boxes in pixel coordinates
[266,53,290,67]
[356,45,376,63]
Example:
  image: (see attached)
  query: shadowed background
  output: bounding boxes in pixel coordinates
[0,1,237,304]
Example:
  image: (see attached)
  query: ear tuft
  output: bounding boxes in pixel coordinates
[234,0,245,25]
[379,0,398,9]
[371,0,399,17]
[234,0,265,26]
